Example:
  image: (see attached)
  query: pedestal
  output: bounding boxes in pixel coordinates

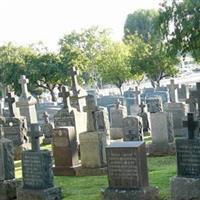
[0,179,21,200]
[102,186,159,200]
[171,176,200,200]
[17,186,62,200]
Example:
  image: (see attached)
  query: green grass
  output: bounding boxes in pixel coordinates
[15,145,176,200]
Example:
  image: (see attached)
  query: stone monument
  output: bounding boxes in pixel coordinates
[17,124,62,200]
[102,141,159,200]
[167,79,179,103]
[42,112,53,145]
[146,97,163,113]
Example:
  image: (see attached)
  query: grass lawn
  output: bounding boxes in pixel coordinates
[15,145,176,200]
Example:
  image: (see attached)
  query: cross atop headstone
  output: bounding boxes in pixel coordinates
[139,102,146,113]
[167,79,179,103]
[30,124,42,152]
[84,95,98,132]
[183,113,198,139]
[5,92,15,117]
[190,82,200,117]
[43,112,50,124]
[58,86,72,111]
[18,75,29,99]
[70,67,80,96]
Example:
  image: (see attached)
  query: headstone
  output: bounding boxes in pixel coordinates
[52,127,80,176]
[190,82,200,117]
[171,113,200,200]
[186,94,197,114]
[16,75,38,126]
[167,79,179,103]
[110,99,127,139]
[146,97,163,113]
[42,112,53,145]
[78,95,107,176]
[178,84,189,102]
[122,116,143,141]
[17,124,61,200]
[102,141,159,200]
[0,125,19,200]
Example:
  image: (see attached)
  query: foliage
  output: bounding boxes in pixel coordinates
[159,0,200,62]
[124,9,160,42]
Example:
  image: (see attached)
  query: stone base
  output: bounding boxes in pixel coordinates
[14,143,31,160]
[17,186,62,200]
[110,128,123,140]
[0,179,21,200]
[76,166,107,176]
[42,137,52,145]
[171,176,200,200]
[102,186,159,200]
[146,143,176,156]
[53,165,81,176]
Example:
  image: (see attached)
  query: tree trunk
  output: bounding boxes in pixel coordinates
[150,80,156,88]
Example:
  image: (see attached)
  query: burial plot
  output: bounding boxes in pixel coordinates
[77,94,107,176]
[16,75,38,126]
[17,124,61,200]
[122,116,143,141]
[102,141,159,200]
[0,125,20,200]
[41,111,53,145]
[110,99,127,139]
[171,113,200,200]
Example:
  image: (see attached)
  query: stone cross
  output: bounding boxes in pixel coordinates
[84,95,98,132]
[59,86,72,111]
[167,79,179,103]
[190,82,200,117]
[186,94,197,113]
[30,124,42,152]
[43,112,50,124]
[183,113,198,140]
[133,86,141,104]
[139,102,146,113]
[18,75,29,99]
[70,67,80,96]
[5,92,15,117]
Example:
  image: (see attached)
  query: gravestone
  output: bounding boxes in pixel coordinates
[42,112,53,145]
[110,99,127,139]
[16,75,38,126]
[78,95,107,176]
[167,79,179,103]
[17,124,62,200]
[186,94,197,114]
[0,125,20,200]
[146,97,163,113]
[178,84,189,102]
[190,82,200,117]
[122,116,143,141]
[147,112,175,156]
[130,86,141,114]
[102,141,159,200]
[70,67,87,112]
[171,113,200,200]
[52,127,80,176]
[124,87,135,115]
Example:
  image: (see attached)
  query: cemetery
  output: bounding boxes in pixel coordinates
[0,0,200,200]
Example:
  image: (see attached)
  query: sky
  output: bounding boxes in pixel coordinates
[0,0,162,51]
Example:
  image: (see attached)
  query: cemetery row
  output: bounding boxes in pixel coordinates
[0,67,200,200]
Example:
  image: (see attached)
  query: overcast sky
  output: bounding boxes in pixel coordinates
[0,0,162,51]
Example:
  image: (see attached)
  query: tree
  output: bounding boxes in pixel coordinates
[59,26,112,86]
[159,0,200,62]
[124,9,160,42]
[127,34,179,87]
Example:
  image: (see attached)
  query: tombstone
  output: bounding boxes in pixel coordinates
[16,75,38,126]
[190,82,200,117]
[177,84,189,102]
[77,95,107,176]
[167,79,179,103]
[110,99,127,139]
[124,87,135,115]
[186,94,197,114]
[0,98,4,115]
[122,116,143,141]
[0,125,19,200]
[147,112,175,156]
[146,97,163,113]
[171,113,200,200]
[41,112,53,145]
[70,67,87,112]
[102,141,159,200]
[52,127,80,176]
[17,124,61,200]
